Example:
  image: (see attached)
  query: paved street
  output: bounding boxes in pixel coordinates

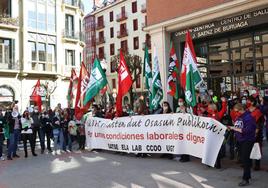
[0,147,267,188]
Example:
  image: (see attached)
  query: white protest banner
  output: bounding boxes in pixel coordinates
[85,113,226,167]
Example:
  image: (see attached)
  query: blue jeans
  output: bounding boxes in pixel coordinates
[60,129,67,151]
[53,129,60,151]
[8,129,20,157]
[0,134,3,157]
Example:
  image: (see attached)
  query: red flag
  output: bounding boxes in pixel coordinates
[75,62,90,120]
[116,50,133,117]
[180,31,197,89]
[31,79,42,112]
[167,42,180,99]
[67,68,78,107]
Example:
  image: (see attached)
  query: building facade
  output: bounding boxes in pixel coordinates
[87,0,150,105]
[0,0,85,112]
[146,0,268,104]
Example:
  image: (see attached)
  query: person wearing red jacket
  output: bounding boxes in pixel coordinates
[246,96,264,171]
[207,97,227,169]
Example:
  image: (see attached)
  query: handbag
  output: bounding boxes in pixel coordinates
[250,142,262,160]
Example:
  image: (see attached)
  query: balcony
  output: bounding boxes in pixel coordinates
[62,29,78,39]
[141,4,146,13]
[62,0,84,13]
[0,60,19,73]
[116,12,128,22]
[0,14,19,31]
[29,61,57,73]
[96,37,105,45]
[117,30,128,38]
[96,22,105,30]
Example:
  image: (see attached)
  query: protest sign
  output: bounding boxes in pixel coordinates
[85,113,226,167]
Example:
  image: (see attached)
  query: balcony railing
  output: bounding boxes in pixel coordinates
[96,37,105,45]
[0,60,19,71]
[30,61,56,72]
[96,22,105,30]
[141,4,146,13]
[62,30,85,43]
[62,29,78,40]
[116,12,128,22]
[117,30,128,38]
[0,14,19,26]
[62,0,84,12]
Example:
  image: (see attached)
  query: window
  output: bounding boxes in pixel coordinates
[111,60,117,73]
[99,47,104,59]
[66,50,75,66]
[28,0,37,29]
[37,43,46,61]
[47,3,56,32]
[109,11,113,22]
[99,31,104,39]
[121,40,128,53]
[27,0,56,32]
[0,38,14,69]
[97,15,104,27]
[132,1,137,13]
[0,0,11,16]
[37,1,46,31]
[133,19,138,31]
[110,43,115,56]
[112,79,116,88]
[133,37,139,50]
[29,41,36,61]
[47,44,55,63]
[110,27,114,38]
[136,75,141,88]
[65,14,74,37]
[121,6,125,14]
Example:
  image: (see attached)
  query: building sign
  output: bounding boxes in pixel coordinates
[174,7,268,40]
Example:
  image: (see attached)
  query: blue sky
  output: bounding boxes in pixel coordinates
[83,0,93,14]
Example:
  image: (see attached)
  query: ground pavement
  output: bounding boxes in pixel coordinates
[0,145,268,188]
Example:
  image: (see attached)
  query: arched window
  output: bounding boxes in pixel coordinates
[0,85,15,109]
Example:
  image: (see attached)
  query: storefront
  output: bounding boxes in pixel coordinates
[172,7,268,96]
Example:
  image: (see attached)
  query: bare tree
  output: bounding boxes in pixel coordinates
[111,52,142,109]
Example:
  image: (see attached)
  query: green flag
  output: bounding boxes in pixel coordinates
[185,64,197,107]
[183,31,203,107]
[83,58,108,105]
[143,45,153,110]
[151,47,163,110]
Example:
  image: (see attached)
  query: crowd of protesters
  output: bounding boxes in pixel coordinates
[90,89,268,186]
[0,102,86,161]
[0,89,267,186]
